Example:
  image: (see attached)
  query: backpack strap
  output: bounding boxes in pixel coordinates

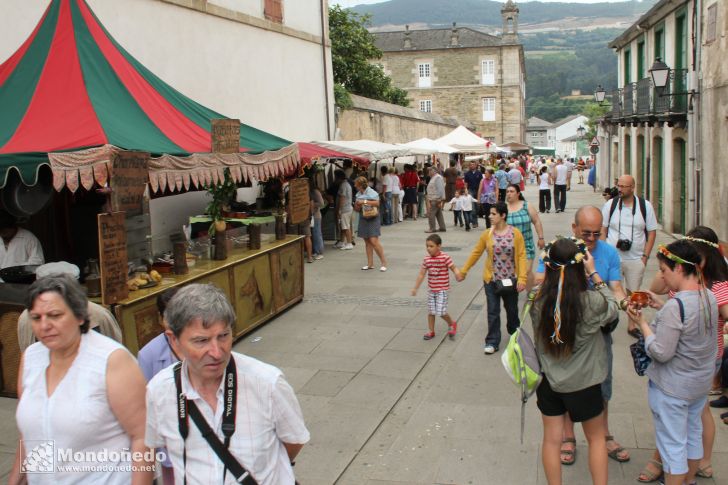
[608,196,619,225]
[637,196,648,239]
[674,297,685,323]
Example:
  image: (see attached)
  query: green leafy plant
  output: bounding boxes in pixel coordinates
[206,168,237,235]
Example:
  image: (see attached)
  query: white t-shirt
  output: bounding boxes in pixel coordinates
[383,174,394,193]
[565,161,575,174]
[553,164,568,185]
[0,228,44,269]
[146,353,310,485]
[601,197,659,261]
[459,194,477,212]
[390,174,401,194]
[449,197,463,211]
[539,172,550,190]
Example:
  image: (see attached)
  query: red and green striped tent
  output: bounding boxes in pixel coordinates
[0,0,297,188]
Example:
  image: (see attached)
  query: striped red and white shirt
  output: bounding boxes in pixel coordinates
[669,280,728,360]
[422,252,454,291]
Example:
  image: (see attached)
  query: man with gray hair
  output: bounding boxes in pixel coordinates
[145,283,309,484]
[425,166,446,233]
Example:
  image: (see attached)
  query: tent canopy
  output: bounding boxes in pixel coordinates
[0,0,297,188]
[501,142,530,152]
[398,138,457,155]
[435,126,494,154]
[310,140,410,161]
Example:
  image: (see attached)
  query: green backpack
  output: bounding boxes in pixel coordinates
[501,291,542,443]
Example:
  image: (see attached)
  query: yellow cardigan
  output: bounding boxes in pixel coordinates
[460,227,528,284]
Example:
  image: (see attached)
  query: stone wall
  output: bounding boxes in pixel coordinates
[379,45,525,145]
[336,95,461,143]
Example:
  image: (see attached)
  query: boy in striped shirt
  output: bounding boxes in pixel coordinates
[412,234,463,340]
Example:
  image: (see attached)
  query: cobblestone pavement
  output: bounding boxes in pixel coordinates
[1,182,725,484]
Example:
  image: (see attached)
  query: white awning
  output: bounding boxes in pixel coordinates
[309,140,410,161]
[435,126,495,153]
[398,138,457,155]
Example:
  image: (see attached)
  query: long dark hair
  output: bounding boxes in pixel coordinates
[686,226,728,286]
[536,239,588,357]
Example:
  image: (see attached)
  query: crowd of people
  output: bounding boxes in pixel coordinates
[6,152,727,485]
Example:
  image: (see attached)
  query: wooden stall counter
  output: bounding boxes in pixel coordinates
[114,235,304,354]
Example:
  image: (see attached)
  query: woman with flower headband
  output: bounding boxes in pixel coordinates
[531,237,618,485]
[626,239,718,485]
[634,227,728,482]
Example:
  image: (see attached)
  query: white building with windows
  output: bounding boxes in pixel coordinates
[372,1,526,144]
[547,114,588,157]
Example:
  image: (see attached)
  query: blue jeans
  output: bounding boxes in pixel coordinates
[484,281,520,348]
[312,217,324,255]
[383,192,393,225]
[453,209,463,226]
[468,189,479,226]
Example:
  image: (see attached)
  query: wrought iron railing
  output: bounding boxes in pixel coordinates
[635,78,651,115]
[623,83,635,116]
[610,89,621,117]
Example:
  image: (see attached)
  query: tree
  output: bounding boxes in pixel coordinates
[329,5,409,107]
[583,102,610,139]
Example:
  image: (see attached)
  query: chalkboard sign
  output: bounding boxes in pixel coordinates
[287,179,310,225]
[211,119,241,154]
[111,151,149,217]
[98,212,129,305]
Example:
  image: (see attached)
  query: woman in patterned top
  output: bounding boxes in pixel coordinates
[459,202,528,354]
[636,226,728,483]
[505,184,546,289]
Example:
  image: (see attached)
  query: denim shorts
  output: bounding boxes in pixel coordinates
[647,380,706,475]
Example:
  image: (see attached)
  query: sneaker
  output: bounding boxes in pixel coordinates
[333,241,344,248]
[423,332,436,340]
[313,254,324,260]
[341,243,354,250]
[484,345,496,354]
[448,322,457,336]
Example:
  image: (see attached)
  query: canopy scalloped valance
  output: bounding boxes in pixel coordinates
[48,144,303,193]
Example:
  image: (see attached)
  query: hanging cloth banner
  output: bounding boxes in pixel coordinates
[47,143,305,193]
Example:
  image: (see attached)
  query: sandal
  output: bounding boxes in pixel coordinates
[637,459,663,483]
[423,332,435,340]
[696,464,713,478]
[361,265,373,270]
[605,435,630,462]
[560,438,576,465]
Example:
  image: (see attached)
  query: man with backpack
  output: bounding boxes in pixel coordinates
[601,175,657,334]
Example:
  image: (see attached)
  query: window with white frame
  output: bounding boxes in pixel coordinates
[417,63,431,88]
[419,100,432,113]
[481,60,495,85]
[482,97,496,121]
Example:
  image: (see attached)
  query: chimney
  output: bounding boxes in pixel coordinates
[450,22,459,46]
[404,25,411,49]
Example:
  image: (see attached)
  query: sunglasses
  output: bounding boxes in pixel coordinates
[580,231,602,239]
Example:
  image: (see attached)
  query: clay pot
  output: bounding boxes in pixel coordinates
[630,291,650,307]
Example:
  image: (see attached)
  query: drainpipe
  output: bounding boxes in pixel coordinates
[320,0,333,139]
[691,0,702,225]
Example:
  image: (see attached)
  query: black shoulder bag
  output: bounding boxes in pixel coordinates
[629,298,684,376]
[174,360,259,485]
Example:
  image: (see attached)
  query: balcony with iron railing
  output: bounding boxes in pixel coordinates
[606,69,689,124]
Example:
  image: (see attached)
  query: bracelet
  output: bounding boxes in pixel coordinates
[642,254,649,259]
[593,281,607,290]
[619,298,629,311]
[587,271,598,279]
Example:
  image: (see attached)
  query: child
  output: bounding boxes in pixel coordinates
[448,190,464,227]
[411,234,463,340]
[458,189,478,231]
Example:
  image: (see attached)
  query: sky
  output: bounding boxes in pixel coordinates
[331,0,645,7]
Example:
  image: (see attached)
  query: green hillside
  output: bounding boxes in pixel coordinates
[352,0,655,28]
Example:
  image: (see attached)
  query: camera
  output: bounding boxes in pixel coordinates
[616,239,632,251]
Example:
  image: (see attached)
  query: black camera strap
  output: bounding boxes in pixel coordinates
[174,360,258,485]
[617,197,636,243]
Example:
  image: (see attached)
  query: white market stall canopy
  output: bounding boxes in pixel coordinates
[310,140,410,161]
[435,126,495,154]
[398,138,457,155]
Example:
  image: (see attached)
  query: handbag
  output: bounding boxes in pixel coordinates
[629,297,684,376]
[493,278,517,295]
[361,203,379,219]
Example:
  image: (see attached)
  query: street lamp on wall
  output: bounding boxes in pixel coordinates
[593,85,609,106]
[576,125,586,139]
[649,58,671,95]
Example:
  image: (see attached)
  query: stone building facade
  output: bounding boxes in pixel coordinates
[372,1,526,145]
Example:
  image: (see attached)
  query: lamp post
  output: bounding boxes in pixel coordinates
[593,85,610,107]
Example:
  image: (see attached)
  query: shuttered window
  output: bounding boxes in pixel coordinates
[264,0,283,23]
[482,97,496,121]
[481,60,495,85]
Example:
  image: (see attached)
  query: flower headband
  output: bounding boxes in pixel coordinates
[540,236,588,344]
[683,236,720,249]
[657,244,697,266]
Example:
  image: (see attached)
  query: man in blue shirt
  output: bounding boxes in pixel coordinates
[535,206,630,466]
[494,163,509,202]
[463,162,483,228]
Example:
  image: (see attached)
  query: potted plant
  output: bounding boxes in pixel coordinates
[206,168,237,236]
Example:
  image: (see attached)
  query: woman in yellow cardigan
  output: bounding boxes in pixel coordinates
[460,201,528,354]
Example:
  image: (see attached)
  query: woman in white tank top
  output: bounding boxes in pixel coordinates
[10,275,152,485]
